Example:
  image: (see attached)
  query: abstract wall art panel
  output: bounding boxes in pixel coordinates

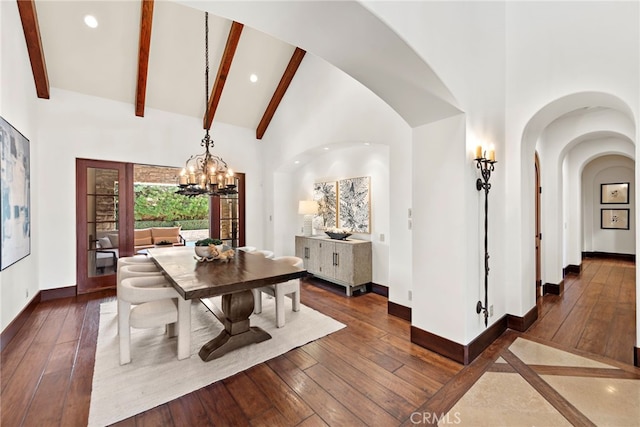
[1,116,31,270]
[313,181,337,230]
[339,176,370,233]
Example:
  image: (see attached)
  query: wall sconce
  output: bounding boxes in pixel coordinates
[474,146,496,327]
[298,201,318,236]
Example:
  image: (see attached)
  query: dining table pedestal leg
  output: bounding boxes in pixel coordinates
[199,289,271,361]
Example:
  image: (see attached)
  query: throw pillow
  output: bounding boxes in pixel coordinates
[98,236,112,249]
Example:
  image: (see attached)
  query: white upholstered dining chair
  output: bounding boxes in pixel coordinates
[252,256,303,328]
[117,258,188,365]
[254,249,275,259]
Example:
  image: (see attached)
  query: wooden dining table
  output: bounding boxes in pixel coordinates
[147,246,306,361]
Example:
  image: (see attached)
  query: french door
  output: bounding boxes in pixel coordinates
[210,172,245,248]
[76,159,133,294]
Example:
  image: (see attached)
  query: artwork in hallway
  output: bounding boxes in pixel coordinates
[601,208,630,230]
[339,176,370,233]
[601,182,629,204]
[0,116,31,270]
[313,181,337,230]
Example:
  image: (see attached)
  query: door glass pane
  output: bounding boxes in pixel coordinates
[87,167,119,277]
[220,194,239,247]
[133,164,209,246]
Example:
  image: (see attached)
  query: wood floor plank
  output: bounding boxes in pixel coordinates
[245,363,314,424]
[315,337,428,407]
[167,394,213,426]
[305,363,400,426]
[21,369,71,426]
[284,346,318,371]
[248,406,292,427]
[134,404,174,426]
[196,381,251,426]
[59,298,102,427]
[326,331,405,373]
[302,340,415,420]
[297,414,329,427]
[223,371,273,420]
[266,355,367,427]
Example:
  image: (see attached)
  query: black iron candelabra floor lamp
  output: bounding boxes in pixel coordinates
[474,146,496,327]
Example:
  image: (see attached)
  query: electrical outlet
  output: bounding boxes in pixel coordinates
[408,290,412,301]
[379,233,385,242]
[489,305,494,317]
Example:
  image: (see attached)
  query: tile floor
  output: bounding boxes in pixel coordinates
[441,338,640,426]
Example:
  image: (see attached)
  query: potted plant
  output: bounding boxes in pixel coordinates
[194,238,224,257]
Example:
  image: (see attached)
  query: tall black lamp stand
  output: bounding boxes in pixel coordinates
[475,151,496,327]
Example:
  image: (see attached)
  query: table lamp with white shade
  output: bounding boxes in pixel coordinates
[298,201,318,236]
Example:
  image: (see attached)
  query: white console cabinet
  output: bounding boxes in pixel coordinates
[295,236,372,296]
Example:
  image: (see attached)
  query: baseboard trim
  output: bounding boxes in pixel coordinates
[563,264,581,277]
[543,280,564,295]
[635,346,640,368]
[0,291,41,352]
[370,283,388,298]
[388,301,411,322]
[41,285,77,301]
[411,315,508,365]
[507,305,538,332]
[582,251,636,262]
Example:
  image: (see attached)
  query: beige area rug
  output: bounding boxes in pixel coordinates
[89,297,345,426]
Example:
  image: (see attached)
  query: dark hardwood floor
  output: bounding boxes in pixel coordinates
[1,257,636,426]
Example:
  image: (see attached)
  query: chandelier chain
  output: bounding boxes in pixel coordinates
[205,12,209,124]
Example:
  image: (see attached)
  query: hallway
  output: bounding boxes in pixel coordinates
[527,257,636,365]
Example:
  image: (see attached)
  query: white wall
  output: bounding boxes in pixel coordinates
[260,53,412,304]
[0,1,41,331]
[35,89,264,292]
[283,144,390,285]
[582,156,635,255]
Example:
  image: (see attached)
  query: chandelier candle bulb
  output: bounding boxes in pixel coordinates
[475,145,483,159]
[179,170,188,186]
[488,149,495,162]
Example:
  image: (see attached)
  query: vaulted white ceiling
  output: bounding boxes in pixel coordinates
[33,0,296,132]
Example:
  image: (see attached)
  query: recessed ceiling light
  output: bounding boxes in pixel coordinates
[323,147,329,151]
[294,160,300,164]
[84,15,98,28]
[249,74,258,83]
[364,142,370,146]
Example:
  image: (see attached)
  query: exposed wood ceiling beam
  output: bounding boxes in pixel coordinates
[203,21,244,130]
[256,47,306,140]
[135,0,154,117]
[17,0,49,99]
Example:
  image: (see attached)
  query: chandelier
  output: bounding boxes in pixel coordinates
[176,12,236,197]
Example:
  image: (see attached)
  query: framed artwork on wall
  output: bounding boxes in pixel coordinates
[0,116,31,270]
[601,182,629,204]
[601,208,629,230]
[313,181,338,230]
[339,176,370,233]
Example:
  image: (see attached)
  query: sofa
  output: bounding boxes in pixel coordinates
[134,227,186,251]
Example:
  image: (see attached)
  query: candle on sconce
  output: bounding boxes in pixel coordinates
[188,166,196,185]
[475,145,483,159]
[218,174,224,186]
[209,167,216,184]
[226,169,234,186]
[179,169,188,185]
[488,149,495,162]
